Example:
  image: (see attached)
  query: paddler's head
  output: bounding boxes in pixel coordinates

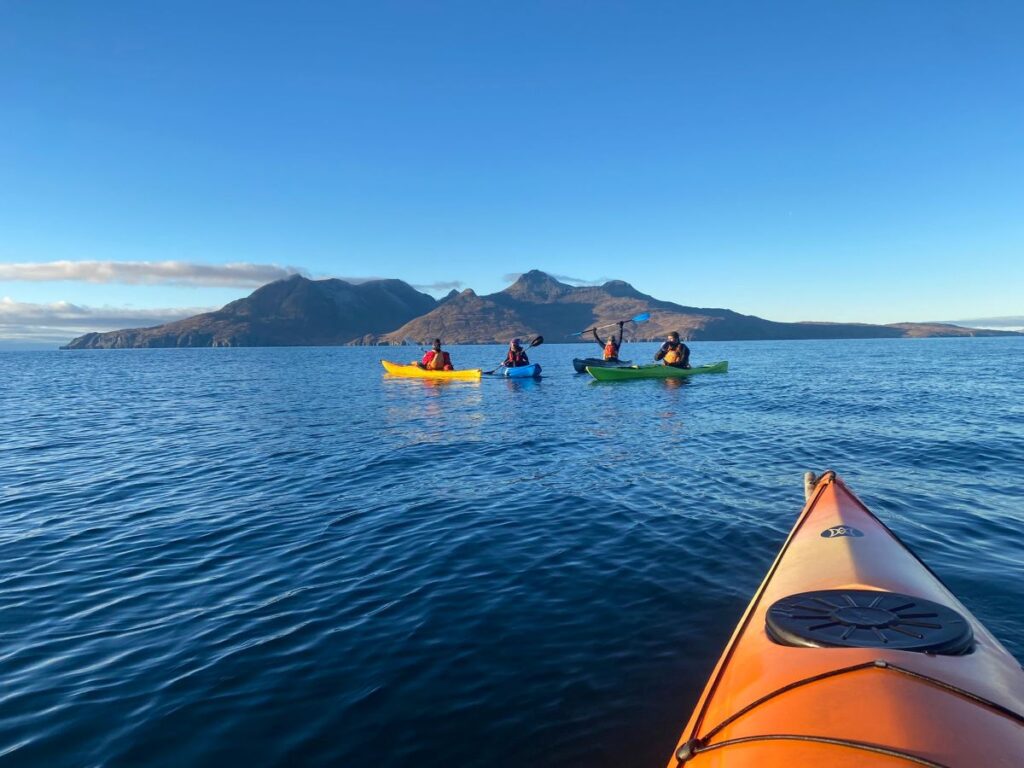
[510,338,521,350]
[667,331,680,344]
[432,338,442,351]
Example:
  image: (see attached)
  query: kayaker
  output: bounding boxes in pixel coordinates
[419,339,454,371]
[503,338,531,368]
[592,321,624,361]
[655,331,690,368]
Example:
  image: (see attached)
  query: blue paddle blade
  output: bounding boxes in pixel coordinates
[632,312,651,323]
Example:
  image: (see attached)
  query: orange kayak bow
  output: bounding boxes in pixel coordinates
[667,472,1024,767]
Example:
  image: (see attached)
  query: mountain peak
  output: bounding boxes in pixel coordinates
[600,279,644,298]
[502,270,571,301]
[61,270,1022,350]
[62,276,436,348]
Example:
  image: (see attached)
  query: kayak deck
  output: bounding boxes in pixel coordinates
[587,360,728,381]
[666,473,1024,767]
[380,360,482,380]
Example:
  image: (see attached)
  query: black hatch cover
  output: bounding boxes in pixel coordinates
[766,589,973,655]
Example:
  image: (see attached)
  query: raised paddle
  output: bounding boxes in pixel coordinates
[569,312,651,337]
[406,338,444,352]
[483,336,544,375]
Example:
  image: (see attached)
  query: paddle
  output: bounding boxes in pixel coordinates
[569,312,651,337]
[483,336,544,375]
[405,338,441,353]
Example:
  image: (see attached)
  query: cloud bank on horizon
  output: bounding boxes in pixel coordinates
[0,260,464,293]
[0,260,307,287]
[0,260,470,345]
[0,297,213,347]
[949,316,1024,331]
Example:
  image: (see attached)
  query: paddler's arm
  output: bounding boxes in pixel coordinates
[592,328,604,346]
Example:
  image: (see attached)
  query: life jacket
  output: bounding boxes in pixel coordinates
[426,350,449,370]
[507,349,528,367]
[663,342,687,366]
[603,340,619,360]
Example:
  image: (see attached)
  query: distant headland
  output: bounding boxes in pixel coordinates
[60,270,1020,349]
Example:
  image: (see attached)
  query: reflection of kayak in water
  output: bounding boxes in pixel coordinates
[572,357,632,373]
[587,361,728,381]
[665,471,1024,767]
[380,360,481,381]
[497,363,541,378]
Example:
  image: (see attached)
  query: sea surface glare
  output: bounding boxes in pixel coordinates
[1,338,1022,767]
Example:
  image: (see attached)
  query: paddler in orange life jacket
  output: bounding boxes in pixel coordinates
[592,321,624,361]
[419,339,454,371]
[655,331,691,368]
[503,338,530,367]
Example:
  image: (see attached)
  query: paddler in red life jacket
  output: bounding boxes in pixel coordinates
[419,339,454,371]
[655,331,691,368]
[592,321,625,361]
[503,338,530,367]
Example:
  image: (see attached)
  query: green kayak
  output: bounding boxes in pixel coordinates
[585,360,728,381]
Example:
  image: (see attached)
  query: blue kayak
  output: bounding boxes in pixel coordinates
[502,363,542,378]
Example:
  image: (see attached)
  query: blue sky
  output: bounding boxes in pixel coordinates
[2,1,1022,344]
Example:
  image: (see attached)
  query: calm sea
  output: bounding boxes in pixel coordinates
[1,338,1022,767]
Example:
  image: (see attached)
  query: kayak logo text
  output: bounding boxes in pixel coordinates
[820,526,864,538]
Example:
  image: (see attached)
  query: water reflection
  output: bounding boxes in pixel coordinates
[662,377,690,390]
[381,375,482,390]
[503,377,542,392]
[381,373,483,439]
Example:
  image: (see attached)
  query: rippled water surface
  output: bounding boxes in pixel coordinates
[2,338,1023,767]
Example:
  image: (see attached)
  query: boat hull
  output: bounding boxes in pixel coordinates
[380,360,482,381]
[665,473,1024,767]
[587,361,728,381]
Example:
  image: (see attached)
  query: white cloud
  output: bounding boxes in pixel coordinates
[0,298,212,342]
[501,272,610,287]
[320,276,463,292]
[551,273,612,287]
[412,280,463,292]
[0,260,305,287]
[0,261,466,295]
[949,315,1024,330]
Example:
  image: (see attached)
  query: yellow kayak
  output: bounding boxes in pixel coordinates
[380,360,482,381]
